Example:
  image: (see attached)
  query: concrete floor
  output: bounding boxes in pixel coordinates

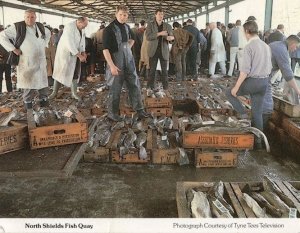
[0,150,300,218]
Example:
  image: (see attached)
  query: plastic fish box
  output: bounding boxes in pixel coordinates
[27,109,88,149]
[182,130,254,150]
[194,149,238,168]
[147,107,173,117]
[83,148,110,163]
[0,121,28,155]
[176,181,300,218]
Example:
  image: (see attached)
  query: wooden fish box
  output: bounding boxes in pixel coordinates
[0,107,12,114]
[278,97,300,117]
[143,90,172,108]
[282,118,300,143]
[151,130,180,164]
[111,150,150,164]
[110,129,152,164]
[176,181,300,218]
[147,107,173,117]
[194,149,238,168]
[119,105,136,117]
[273,96,281,111]
[91,107,106,116]
[0,121,28,155]
[270,110,285,126]
[27,109,88,149]
[78,108,91,118]
[83,148,110,163]
[182,130,254,149]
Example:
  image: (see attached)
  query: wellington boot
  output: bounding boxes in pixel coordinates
[71,79,81,101]
[48,80,60,100]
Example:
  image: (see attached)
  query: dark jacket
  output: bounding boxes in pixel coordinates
[145,20,173,60]
[268,30,286,44]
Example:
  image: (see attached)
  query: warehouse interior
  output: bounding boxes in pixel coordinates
[0,0,299,220]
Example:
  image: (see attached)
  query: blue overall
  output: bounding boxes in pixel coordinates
[106,24,144,116]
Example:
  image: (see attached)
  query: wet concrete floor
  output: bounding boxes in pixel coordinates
[0,150,300,218]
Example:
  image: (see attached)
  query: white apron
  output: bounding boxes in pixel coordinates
[17,26,48,89]
[52,21,85,87]
[209,28,226,63]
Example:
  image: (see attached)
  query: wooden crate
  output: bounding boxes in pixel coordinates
[91,107,106,116]
[143,89,172,108]
[0,121,28,155]
[182,130,254,149]
[282,118,300,143]
[120,105,136,117]
[27,109,88,149]
[273,96,281,111]
[78,108,91,118]
[151,130,180,164]
[194,149,238,168]
[176,181,300,218]
[110,129,152,164]
[83,148,110,163]
[278,97,300,117]
[147,107,173,117]
[0,107,12,113]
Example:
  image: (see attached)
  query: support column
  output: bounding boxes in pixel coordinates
[1,6,4,27]
[205,5,209,23]
[225,3,229,25]
[264,0,273,32]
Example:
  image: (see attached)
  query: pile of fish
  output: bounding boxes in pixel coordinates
[33,106,80,126]
[146,88,167,99]
[0,109,18,128]
[188,177,299,218]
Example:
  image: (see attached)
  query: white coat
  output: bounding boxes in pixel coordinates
[209,28,226,63]
[0,24,51,89]
[52,21,85,87]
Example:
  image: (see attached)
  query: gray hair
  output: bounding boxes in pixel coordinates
[25,9,36,15]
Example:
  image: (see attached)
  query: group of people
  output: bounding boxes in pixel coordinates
[0,5,299,146]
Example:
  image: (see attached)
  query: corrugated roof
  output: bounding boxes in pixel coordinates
[16,0,211,22]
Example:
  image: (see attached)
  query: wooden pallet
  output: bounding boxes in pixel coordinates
[176,181,300,218]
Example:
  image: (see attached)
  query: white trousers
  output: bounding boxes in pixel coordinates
[227,47,238,76]
[209,61,226,75]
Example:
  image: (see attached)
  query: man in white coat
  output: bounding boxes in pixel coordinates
[0,9,51,109]
[50,17,88,100]
[209,22,226,77]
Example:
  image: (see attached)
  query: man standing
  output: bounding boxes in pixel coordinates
[103,5,149,122]
[209,22,226,77]
[184,19,206,80]
[0,9,50,109]
[227,20,240,77]
[0,25,12,93]
[268,24,286,44]
[146,8,174,90]
[93,22,106,74]
[171,22,193,81]
[50,17,88,100]
[263,35,300,127]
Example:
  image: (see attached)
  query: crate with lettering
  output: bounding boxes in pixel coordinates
[182,126,254,150]
[27,108,88,149]
[152,130,182,164]
[0,121,28,155]
[194,149,238,168]
[176,180,300,218]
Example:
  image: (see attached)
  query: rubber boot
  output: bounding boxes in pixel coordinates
[71,79,81,101]
[49,80,59,100]
[5,77,12,92]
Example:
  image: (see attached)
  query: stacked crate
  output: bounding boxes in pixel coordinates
[144,90,173,117]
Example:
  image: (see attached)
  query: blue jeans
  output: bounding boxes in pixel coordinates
[226,77,268,131]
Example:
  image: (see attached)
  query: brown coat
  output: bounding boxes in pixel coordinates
[140,31,150,69]
[170,28,193,63]
[45,37,56,77]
